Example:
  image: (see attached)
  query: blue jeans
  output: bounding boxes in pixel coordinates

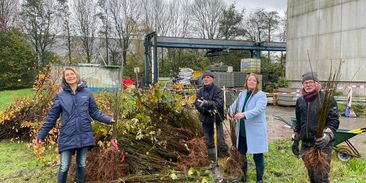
[58,147,88,183]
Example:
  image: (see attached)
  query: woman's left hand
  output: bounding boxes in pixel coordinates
[110,119,115,124]
[234,113,245,120]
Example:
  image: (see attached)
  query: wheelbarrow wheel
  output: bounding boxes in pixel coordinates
[336,147,352,162]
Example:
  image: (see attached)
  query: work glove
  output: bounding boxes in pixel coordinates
[315,128,334,148]
[198,99,215,108]
[291,133,300,157]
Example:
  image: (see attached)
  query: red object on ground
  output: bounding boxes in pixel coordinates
[111,138,125,163]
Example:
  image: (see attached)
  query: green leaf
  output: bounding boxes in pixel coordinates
[169,172,178,180]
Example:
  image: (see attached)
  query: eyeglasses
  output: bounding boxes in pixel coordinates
[303,81,315,85]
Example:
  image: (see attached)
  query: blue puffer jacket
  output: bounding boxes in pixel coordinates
[37,81,112,153]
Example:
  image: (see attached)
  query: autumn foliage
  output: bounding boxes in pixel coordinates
[0,73,205,181]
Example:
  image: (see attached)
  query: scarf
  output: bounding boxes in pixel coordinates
[302,88,318,102]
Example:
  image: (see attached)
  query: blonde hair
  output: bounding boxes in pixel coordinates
[62,67,80,86]
[244,73,260,94]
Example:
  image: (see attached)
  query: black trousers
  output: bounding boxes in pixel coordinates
[202,121,228,160]
[238,135,264,181]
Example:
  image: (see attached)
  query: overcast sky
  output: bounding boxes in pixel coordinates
[225,0,287,16]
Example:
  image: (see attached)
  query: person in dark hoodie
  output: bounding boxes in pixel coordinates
[292,72,339,183]
[35,67,115,183]
[194,72,229,166]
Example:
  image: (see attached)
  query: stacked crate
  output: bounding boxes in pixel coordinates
[212,72,234,87]
[240,58,261,73]
[211,72,262,89]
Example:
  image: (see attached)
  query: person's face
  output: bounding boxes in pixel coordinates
[303,80,317,92]
[203,75,214,86]
[246,75,257,90]
[64,70,78,85]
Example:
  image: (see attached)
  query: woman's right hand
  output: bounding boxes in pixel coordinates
[32,139,42,145]
[227,114,234,121]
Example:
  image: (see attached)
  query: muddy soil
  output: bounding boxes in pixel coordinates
[266,105,366,156]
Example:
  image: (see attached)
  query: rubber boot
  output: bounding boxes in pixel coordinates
[240,159,248,182]
[256,165,264,183]
[207,148,216,169]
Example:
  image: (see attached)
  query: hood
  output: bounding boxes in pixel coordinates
[61,80,87,93]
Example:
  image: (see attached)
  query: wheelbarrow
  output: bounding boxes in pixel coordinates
[333,128,366,162]
[273,115,366,162]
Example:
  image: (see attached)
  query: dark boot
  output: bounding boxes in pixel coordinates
[240,158,248,182]
[207,148,216,161]
[76,166,86,183]
[254,153,264,182]
[255,165,264,182]
[207,148,217,169]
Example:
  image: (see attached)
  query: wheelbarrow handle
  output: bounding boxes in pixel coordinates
[361,127,366,133]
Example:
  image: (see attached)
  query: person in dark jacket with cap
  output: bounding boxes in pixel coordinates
[35,67,115,183]
[292,72,339,183]
[194,72,229,164]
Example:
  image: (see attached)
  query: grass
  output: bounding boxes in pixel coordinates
[0,140,58,183]
[262,140,366,183]
[0,140,365,182]
[0,88,34,112]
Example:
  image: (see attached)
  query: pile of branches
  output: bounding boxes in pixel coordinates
[0,71,60,140]
[0,68,205,181]
[71,85,203,181]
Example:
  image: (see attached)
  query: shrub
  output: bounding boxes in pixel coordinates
[0,29,37,90]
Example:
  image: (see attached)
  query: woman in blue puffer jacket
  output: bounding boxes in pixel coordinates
[35,67,114,183]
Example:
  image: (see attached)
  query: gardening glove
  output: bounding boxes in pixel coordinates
[291,133,300,156]
[198,99,215,108]
[315,128,334,148]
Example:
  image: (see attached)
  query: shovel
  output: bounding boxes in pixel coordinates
[212,109,224,182]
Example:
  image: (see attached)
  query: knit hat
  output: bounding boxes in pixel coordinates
[202,72,215,79]
[302,72,319,83]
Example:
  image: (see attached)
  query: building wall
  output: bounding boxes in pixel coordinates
[287,0,366,92]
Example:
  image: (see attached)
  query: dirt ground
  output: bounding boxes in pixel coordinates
[265,105,366,156]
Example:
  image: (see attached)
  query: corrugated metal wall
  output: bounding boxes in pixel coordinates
[287,0,366,95]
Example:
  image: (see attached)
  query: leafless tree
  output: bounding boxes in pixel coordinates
[244,8,267,42]
[56,0,72,64]
[0,0,19,31]
[140,0,168,36]
[189,0,225,39]
[20,0,58,69]
[109,0,141,65]
[279,11,287,42]
[165,0,191,37]
[97,0,112,65]
[73,0,99,63]
[263,10,280,60]
[264,10,280,42]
